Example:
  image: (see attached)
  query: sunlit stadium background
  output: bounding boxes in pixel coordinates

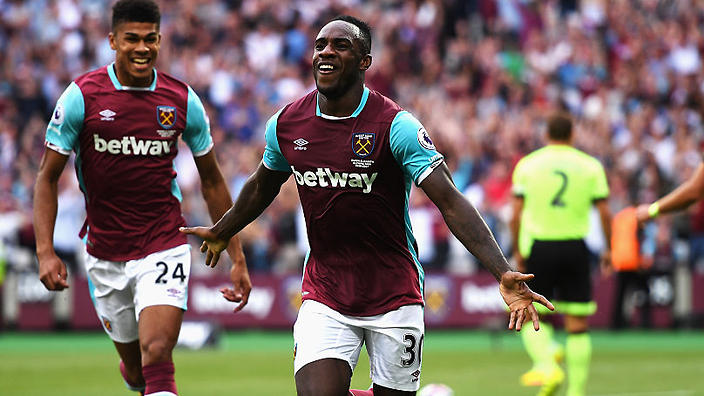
[1,0,704,395]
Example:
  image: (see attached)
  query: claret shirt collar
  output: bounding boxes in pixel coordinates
[316,86,370,120]
[108,62,158,91]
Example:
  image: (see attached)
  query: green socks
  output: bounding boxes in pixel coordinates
[520,321,558,372]
[520,322,591,395]
[565,332,591,396]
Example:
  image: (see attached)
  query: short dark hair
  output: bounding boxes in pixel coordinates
[112,0,160,30]
[547,113,573,141]
[330,15,371,56]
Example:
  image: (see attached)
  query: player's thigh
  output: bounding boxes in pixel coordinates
[365,304,424,392]
[84,250,138,343]
[138,304,184,362]
[554,240,591,303]
[129,244,191,317]
[525,240,559,299]
[293,300,364,375]
[295,358,353,396]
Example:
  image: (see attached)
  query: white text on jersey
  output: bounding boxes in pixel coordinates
[291,166,378,193]
[93,134,171,156]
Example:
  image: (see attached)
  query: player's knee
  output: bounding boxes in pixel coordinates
[140,338,173,364]
[564,315,589,333]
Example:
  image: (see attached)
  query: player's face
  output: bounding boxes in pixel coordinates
[109,22,161,87]
[313,21,371,99]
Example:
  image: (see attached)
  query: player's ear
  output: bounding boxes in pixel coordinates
[109,31,117,51]
[360,54,372,71]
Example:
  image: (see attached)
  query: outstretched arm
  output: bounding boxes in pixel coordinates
[509,195,525,272]
[420,163,554,330]
[181,161,290,268]
[193,150,251,311]
[33,149,70,291]
[637,162,704,222]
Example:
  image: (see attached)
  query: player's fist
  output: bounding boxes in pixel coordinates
[37,253,70,291]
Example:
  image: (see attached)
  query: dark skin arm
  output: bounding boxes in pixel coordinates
[181,162,291,267]
[420,163,554,331]
[193,150,251,311]
[33,149,70,291]
[509,195,525,272]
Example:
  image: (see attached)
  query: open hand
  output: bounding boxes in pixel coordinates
[220,259,252,312]
[499,271,554,331]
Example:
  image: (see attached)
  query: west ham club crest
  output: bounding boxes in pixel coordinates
[157,105,177,129]
[353,132,376,158]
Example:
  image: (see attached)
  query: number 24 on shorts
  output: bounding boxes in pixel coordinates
[155,261,186,284]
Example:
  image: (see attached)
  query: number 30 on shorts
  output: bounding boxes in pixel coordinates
[402,333,423,366]
[154,261,187,284]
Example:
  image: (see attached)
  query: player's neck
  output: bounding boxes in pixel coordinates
[546,139,572,147]
[318,84,365,117]
[113,63,155,88]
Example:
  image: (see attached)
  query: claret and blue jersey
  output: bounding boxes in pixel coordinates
[44,63,213,262]
[263,86,444,316]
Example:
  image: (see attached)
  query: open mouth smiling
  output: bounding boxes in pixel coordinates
[317,62,337,74]
[132,58,150,67]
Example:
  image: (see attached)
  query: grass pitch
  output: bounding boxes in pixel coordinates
[1,329,703,395]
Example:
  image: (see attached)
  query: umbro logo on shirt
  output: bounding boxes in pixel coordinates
[294,138,308,151]
[99,109,116,121]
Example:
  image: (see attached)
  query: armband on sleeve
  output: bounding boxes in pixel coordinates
[648,202,660,218]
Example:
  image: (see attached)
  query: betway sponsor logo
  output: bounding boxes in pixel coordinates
[291,166,378,193]
[461,282,505,313]
[93,134,171,156]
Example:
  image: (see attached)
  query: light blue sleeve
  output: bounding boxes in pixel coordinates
[183,85,214,157]
[389,111,444,185]
[45,82,84,155]
[262,108,291,172]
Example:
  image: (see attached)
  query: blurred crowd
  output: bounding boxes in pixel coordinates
[2,0,704,280]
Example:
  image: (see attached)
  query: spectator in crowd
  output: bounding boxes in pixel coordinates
[1,0,704,277]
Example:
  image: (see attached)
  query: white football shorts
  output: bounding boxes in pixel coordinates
[84,244,191,343]
[293,300,425,392]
